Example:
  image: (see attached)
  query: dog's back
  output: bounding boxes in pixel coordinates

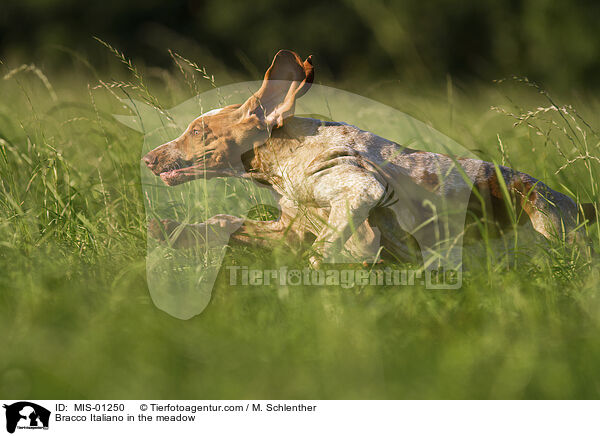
[264,117,592,246]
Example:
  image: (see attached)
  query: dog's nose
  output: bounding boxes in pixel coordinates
[142,153,158,168]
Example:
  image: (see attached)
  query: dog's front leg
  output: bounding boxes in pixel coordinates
[309,169,386,268]
[148,215,245,249]
[148,213,303,249]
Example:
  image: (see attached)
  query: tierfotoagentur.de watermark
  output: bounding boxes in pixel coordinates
[227,266,461,289]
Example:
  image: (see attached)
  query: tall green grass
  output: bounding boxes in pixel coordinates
[1,45,599,399]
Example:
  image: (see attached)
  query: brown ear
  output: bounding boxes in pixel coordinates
[241,50,314,129]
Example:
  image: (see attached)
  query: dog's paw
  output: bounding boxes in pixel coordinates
[361,259,384,268]
[205,214,244,232]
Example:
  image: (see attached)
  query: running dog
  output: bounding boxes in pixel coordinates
[143,50,595,267]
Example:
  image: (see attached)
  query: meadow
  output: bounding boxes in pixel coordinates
[1,46,600,399]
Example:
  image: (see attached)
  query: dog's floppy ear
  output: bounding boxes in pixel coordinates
[241,50,313,129]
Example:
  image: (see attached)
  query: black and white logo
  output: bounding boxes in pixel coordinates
[3,402,50,434]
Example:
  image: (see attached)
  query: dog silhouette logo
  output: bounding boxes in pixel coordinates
[118,81,473,319]
[3,402,50,433]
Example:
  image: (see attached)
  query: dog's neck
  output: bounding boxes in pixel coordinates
[241,117,324,182]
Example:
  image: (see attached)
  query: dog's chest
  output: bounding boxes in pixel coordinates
[260,119,391,201]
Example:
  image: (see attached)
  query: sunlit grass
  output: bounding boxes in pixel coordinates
[0,45,599,399]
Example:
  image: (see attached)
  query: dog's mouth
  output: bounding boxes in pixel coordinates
[158,164,246,186]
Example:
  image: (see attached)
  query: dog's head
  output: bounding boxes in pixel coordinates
[142,50,314,186]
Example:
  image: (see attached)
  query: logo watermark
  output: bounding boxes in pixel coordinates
[117,80,478,318]
[3,402,50,434]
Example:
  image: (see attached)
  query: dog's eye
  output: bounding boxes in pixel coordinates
[192,129,201,136]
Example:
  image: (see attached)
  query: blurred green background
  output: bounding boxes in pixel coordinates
[2,0,600,91]
[1,0,600,400]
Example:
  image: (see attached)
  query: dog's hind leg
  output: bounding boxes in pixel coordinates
[368,207,422,264]
[474,163,584,245]
[506,173,582,244]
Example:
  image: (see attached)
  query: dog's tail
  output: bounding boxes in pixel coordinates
[579,202,597,224]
